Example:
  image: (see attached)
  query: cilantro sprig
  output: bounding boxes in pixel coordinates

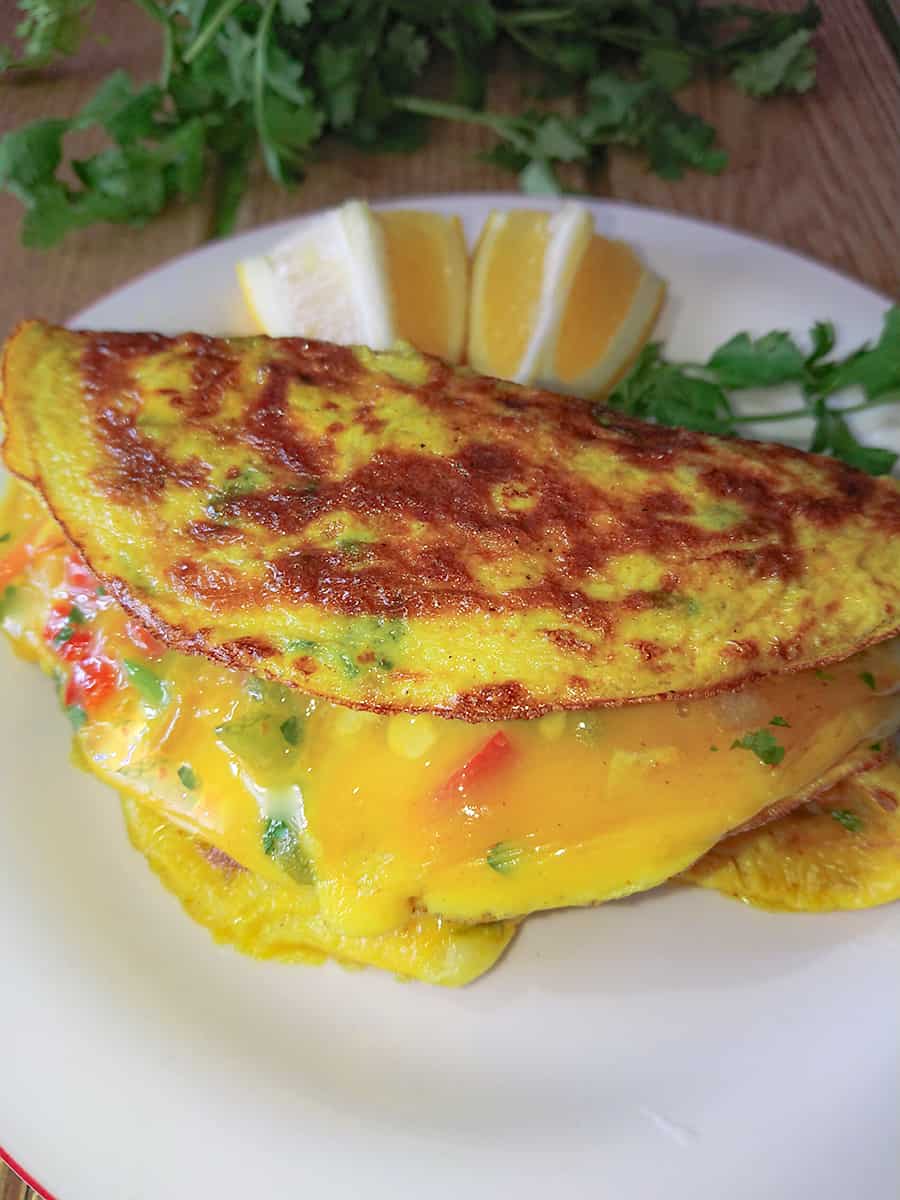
[1,1,821,245]
[605,307,900,475]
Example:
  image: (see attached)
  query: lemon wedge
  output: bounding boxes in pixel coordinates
[237,200,396,348]
[540,235,666,396]
[377,210,468,363]
[467,204,593,384]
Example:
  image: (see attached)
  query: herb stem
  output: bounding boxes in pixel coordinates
[730,394,899,425]
[497,8,578,28]
[160,19,174,90]
[394,97,533,157]
[730,407,811,425]
[253,0,281,181]
[183,0,245,65]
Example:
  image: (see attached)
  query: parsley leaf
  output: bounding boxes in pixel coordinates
[860,671,877,691]
[730,729,786,766]
[603,344,737,435]
[707,331,806,388]
[810,411,898,477]
[825,308,900,400]
[769,715,790,727]
[731,29,816,98]
[607,307,899,476]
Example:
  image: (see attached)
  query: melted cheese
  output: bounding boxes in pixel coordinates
[3,481,900,940]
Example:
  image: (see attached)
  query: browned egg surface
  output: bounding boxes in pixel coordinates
[3,320,899,720]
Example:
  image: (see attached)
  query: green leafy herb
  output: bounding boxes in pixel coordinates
[1,0,94,72]
[860,671,877,691]
[1,1,821,244]
[261,816,314,884]
[486,842,522,874]
[606,307,900,475]
[869,742,883,753]
[0,532,11,544]
[830,808,863,833]
[707,330,806,387]
[66,702,87,730]
[177,763,200,790]
[731,28,816,98]
[730,728,785,766]
[769,715,790,727]
[123,658,167,709]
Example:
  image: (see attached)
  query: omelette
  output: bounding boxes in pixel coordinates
[1,320,899,984]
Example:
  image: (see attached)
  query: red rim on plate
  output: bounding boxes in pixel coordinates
[0,1144,57,1200]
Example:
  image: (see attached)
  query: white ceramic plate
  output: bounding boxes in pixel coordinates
[2,196,898,1200]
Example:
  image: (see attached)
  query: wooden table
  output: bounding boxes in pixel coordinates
[0,1,897,1196]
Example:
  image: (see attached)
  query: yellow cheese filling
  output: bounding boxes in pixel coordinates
[2,480,899,941]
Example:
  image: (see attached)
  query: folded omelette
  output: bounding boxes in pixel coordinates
[2,320,899,984]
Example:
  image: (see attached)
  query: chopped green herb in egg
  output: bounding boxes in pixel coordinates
[730,728,785,766]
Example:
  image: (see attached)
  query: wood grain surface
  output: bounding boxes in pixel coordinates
[0,1,898,1196]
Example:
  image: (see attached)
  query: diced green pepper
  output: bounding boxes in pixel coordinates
[261,817,314,884]
[486,842,522,874]
[178,763,200,790]
[215,709,304,773]
[123,658,168,710]
[66,703,87,731]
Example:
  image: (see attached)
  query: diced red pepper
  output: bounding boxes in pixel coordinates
[434,731,515,805]
[43,602,92,662]
[64,554,99,595]
[64,654,118,711]
[125,618,166,658]
[0,542,33,591]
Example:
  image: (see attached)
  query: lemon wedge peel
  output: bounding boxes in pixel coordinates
[514,203,593,385]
